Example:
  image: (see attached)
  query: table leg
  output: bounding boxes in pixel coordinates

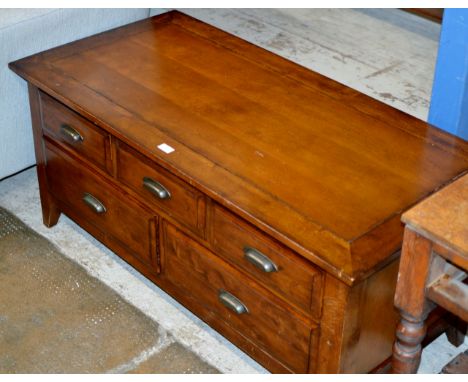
[391,227,434,373]
[392,312,428,373]
[28,84,61,227]
[446,318,468,347]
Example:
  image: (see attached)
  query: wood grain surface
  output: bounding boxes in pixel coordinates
[403,173,468,258]
[117,141,206,236]
[161,221,314,373]
[45,139,159,270]
[40,91,110,172]
[10,11,468,284]
[210,202,322,315]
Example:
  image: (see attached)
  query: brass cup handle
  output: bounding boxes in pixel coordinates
[60,124,83,143]
[143,177,171,200]
[82,193,106,214]
[218,290,248,315]
[244,247,278,273]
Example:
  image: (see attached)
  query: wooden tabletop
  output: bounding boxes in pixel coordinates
[403,173,468,257]
[9,11,468,284]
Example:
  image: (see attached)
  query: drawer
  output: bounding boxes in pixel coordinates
[40,91,110,171]
[117,142,206,236]
[44,139,158,269]
[211,204,321,314]
[162,222,313,373]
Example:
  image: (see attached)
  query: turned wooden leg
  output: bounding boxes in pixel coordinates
[392,227,435,374]
[392,313,428,373]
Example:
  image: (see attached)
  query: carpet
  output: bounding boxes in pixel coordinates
[0,206,218,374]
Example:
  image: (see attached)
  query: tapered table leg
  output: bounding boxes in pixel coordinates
[28,84,61,227]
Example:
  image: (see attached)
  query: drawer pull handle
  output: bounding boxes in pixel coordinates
[60,124,83,143]
[82,193,106,214]
[218,290,249,315]
[143,177,171,200]
[244,247,278,273]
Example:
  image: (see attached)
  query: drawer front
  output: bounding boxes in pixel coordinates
[211,204,321,314]
[45,139,158,268]
[117,142,206,236]
[162,222,313,373]
[40,91,109,171]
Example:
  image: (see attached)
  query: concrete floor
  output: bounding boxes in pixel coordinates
[1,8,467,373]
[0,207,218,373]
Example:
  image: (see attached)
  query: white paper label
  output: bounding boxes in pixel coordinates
[157,143,175,154]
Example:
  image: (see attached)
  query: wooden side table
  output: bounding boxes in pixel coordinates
[392,174,468,373]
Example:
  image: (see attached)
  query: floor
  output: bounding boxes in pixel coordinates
[0,207,218,373]
[1,9,467,373]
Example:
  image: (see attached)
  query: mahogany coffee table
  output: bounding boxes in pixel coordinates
[9,11,468,373]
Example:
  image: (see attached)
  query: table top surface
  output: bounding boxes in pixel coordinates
[10,11,468,284]
[403,173,468,257]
